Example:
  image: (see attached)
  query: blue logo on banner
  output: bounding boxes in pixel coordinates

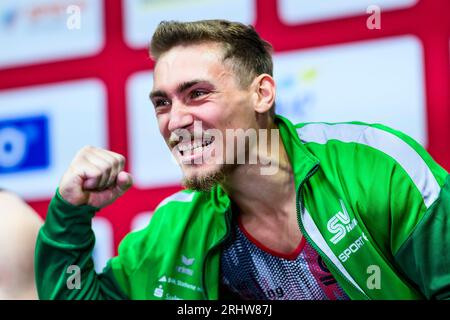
[0,115,50,174]
[0,7,19,29]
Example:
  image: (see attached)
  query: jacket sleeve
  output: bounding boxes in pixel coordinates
[35,189,128,299]
[376,125,450,300]
[394,174,450,300]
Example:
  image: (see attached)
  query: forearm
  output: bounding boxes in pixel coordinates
[35,190,126,300]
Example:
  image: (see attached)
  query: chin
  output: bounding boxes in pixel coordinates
[181,163,232,192]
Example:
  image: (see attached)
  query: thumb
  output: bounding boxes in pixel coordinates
[114,171,133,195]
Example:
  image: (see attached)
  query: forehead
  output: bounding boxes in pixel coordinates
[153,43,233,90]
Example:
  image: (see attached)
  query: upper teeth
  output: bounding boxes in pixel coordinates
[178,138,213,153]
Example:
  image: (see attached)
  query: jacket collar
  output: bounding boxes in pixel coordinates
[274,115,319,189]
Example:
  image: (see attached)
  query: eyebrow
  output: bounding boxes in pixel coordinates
[149,79,211,101]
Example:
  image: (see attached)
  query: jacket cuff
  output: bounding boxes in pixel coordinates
[42,188,98,245]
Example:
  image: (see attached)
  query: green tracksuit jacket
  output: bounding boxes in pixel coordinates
[35,115,450,300]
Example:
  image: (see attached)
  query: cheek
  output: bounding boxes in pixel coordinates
[224,96,254,124]
[203,110,225,126]
[188,103,225,127]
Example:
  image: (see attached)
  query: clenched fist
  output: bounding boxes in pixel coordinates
[59,146,133,208]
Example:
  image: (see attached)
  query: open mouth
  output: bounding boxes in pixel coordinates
[178,136,216,156]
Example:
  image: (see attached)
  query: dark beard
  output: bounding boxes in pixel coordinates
[182,164,235,192]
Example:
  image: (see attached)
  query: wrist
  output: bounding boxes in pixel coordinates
[41,189,99,246]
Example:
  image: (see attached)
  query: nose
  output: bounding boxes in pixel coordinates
[167,101,194,132]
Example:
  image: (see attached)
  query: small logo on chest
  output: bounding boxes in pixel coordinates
[177,255,195,276]
[327,200,358,244]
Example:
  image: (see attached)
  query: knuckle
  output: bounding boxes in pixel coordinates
[101,163,112,174]
[82,145,95,152]
[77,145,95,158]
[118,155,126,166]
[92,168,103,178]
[111,157,120,167]
[110,152,125,163]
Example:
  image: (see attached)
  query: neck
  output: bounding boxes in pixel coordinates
[220,125,296,220]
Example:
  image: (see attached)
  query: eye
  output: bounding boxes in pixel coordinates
[153,99,170,108]
[190,89,208,99]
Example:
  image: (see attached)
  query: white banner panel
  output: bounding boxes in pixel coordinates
[127,71,182,188]
[279,0,417,25]
[92,217,114,273]
[274,36,427,145]
[123,0,255,49]
[0,79,108,200]
[0,0,104,68]
[130,211,152,231]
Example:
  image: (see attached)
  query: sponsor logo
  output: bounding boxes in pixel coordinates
[0,7,19,28]
[165,293,183,300]
[181,255,195,266]
[0,1,86,32]
[338,232,369,263]
[327,200,358,244]
[176,267,193,276]
[275,68,318,122]
[0,0,103,68]
[153,285,164,298]
[157,275,203,294]
[0,115,50,174]
[176,255,195,276]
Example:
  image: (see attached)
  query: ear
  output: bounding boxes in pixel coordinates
[252,74,276,114]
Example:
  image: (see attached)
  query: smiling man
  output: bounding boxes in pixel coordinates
[150,38,280,189]
[35,20,450,300]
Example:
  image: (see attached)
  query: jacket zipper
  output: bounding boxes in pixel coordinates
[200,164,368,300]
[295,164,369,300]
[201,208,233,300]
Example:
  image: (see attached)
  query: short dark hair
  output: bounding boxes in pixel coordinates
[150,20,275,116]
